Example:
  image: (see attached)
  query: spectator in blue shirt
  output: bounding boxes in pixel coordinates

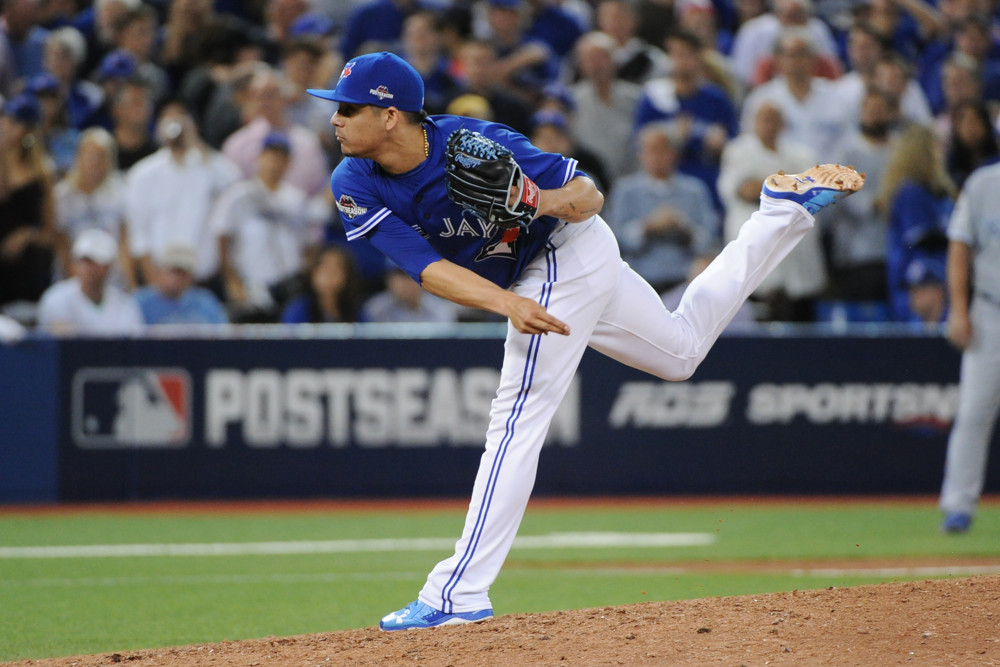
[134,244,229,325]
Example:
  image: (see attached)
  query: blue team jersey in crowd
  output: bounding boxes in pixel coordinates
[330,115,583,289]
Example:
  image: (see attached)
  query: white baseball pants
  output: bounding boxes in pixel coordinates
[419,197,815,613]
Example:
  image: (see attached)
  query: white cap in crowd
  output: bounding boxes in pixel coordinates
[72,229,118,266]
[155,244,198,274]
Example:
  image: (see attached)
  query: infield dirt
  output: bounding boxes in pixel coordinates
[10,573,1000,666]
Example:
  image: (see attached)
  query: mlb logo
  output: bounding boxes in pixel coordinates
[72,368,192,448]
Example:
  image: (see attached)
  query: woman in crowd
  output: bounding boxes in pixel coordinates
[53,126,135,289]
[946,99,999,188]
[877,124,957,322]
[0,94,58,309]
[280,245,364,324]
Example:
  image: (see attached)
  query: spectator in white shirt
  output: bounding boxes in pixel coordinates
[739,28,853,159]
[214,131,317,320]
[124,99,241,287]
[37,228,143,336]
[729,0,838,90]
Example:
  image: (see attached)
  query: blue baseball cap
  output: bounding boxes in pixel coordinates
[2,93,41,125]
[98,49,138,80]
[261,131,291,153]
[307,52,424,112]
[26,72,60,95]
[289,12,336,37]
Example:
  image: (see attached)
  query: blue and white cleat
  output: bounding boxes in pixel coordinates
[379,600,494,631]
[940,512,973,534]
[761,164,865,215]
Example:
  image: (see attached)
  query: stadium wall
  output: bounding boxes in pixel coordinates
[2,326,996,502]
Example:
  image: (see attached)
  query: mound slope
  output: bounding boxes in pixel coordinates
[11,575,1000,666]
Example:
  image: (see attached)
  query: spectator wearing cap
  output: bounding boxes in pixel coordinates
[904,254,948,327]
[605,121,720,293]
[134,243,229,325]
[222,65,328,196]
[570,31,643,182]
[26,72,79,175]
[84,48,138,130]
[71,0,142,79]
[214,132,320,320]
[285,13,343,107]
[125,99,242,287]
[0,93,57,308]
[54,127,136,289]
[36,227,143,335]
[3,0,50,80]
[42,26,102,129]
[529,109,609,195]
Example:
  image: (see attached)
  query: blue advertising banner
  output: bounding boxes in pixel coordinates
[34,331,989,501]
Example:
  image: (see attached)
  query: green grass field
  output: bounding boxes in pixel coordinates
[0,498,997,662]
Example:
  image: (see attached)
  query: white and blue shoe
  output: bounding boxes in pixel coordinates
[761,164,865,215]
[379,600,494,631]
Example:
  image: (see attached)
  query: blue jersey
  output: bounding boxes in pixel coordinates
[330,115,583,289]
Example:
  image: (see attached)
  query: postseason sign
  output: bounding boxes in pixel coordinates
[46,333,983,500]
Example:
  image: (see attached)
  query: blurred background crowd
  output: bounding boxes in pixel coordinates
[0,0,995,336]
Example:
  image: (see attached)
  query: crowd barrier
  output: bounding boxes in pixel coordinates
[2,323,997,503]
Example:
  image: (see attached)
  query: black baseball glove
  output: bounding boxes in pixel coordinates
[444,128,539,231]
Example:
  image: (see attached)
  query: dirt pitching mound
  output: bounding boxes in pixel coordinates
[12,575,1000,666]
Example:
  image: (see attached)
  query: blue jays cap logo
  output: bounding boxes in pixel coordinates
[340,62,354,80]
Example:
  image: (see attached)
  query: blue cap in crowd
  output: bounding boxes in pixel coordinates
[262,131,291,153]
[3,93,41,125]
[905,256,946,286]
[26,73,60,96]
[307,52,424,113]
[289,12,336,37]
[98,49,138,80]
[531,109,569,131]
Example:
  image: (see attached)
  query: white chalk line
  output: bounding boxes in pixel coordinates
[0,532,715,559]
[2,565,997,591]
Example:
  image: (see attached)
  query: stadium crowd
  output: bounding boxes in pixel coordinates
[0,0,996,335]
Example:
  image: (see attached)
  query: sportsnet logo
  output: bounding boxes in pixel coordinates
[370,85,394,100]
[72,368,191,448]
[337,194,368,218]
